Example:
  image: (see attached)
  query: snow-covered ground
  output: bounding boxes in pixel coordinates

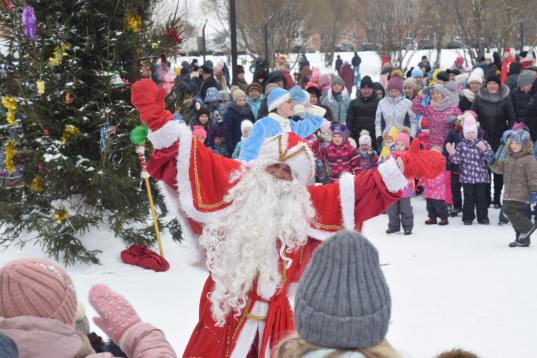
[3,195,537,358]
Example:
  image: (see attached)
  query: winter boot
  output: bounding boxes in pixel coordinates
[518,223,537,241]
[509,236,531,247]
[438,217,449,225]
[404,228,412,235]
[450,207,461,217]
[386,228,400,234]
[425,216,437,225]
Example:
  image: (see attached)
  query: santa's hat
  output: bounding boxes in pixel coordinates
[131,79,173,131]
[257,132,315,184]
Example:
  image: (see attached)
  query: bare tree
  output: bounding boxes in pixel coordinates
[201,0,310,66]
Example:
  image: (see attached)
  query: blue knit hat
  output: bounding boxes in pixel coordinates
[411,68,423,78]
[267,87,291,112]
[204,87,219,103]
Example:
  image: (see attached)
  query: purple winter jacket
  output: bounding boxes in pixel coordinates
[449,138,494,183]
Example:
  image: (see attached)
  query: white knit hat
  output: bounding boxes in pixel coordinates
[358,129,372,146]
[468,68,484,84]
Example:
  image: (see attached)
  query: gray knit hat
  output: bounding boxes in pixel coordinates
[294,230,391,349]
[517,70,537,88]
[332,76,345,87]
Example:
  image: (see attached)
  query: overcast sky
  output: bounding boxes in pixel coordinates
[157,0,219,36]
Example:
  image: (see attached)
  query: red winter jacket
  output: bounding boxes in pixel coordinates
[317,141,360,181]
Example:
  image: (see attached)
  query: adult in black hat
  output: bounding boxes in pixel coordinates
[347,75,381,149]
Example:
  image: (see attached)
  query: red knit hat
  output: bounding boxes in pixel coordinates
[0,258,77,326]
[131,78,173,131]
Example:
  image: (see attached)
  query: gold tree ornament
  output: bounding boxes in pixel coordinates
[123,13,141,32]
[60,124,81,142]
[36,80,45,95]
[48,43,70,67]
[31,175,43,192]
[54,208,69,224]
[4,141,16,173]
[1,96,17,125]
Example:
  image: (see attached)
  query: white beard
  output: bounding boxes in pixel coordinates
[199,160,315,326]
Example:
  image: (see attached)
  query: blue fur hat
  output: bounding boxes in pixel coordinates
[289,85,309,105]
[509,129,531,147]
[411,68,423,78]
[267,87,291,112]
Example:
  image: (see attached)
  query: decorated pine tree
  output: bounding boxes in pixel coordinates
[0,0,185,265]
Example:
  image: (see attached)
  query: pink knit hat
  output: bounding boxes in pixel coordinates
[193,125,207,140]
[395,132,410,149]
[0,258,77,326]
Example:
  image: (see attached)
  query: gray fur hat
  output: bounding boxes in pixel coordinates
[294,230,391,349]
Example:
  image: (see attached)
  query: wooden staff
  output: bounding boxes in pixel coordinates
[135,145,164,257]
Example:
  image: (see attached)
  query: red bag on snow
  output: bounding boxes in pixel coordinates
[121,244,170,272]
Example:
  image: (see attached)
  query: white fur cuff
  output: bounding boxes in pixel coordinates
[147,120,181,149]
[378,157,408,193]
[305,104,326,117]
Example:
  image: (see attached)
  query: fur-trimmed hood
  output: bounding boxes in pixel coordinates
[477,84,510,103]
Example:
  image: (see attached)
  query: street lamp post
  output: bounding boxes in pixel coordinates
[264,14,274,66]
[230,0,238,85]
[202,19,208,63]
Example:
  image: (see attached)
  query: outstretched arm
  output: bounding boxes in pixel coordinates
[290,106,327,138]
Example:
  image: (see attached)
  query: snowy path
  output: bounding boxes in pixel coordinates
[2,195,537,357]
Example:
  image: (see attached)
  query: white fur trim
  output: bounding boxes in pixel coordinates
[305,104,326,117]
[339,173,355,230]
[268,91,291,112]
[378,157,408,193]
[257,132,315,184]
[231,301,269,358]
[305,226,334,240]
[147,120,181,149]
[268,112,291,132]
[293,103,306,117]
[156,181,205,265]
[175,123,232,222]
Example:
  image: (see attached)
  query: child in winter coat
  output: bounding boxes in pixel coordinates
[386,132,415,235]
[316,124,360,181]
[276,231,403,358]
[490,129,537,247]
[446,116,494,225]
[423,145,450,225]
[412,84,461,148]
[443,112,471,217]
[191,107,213,146]
[246,83,263,120]
[379,126,398,162]
[232,119,253,159]
[0,258,176,358]
[356,130,379,171]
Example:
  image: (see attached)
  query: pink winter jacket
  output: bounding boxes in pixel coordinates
[411,97,461,148]
[0,316,176,358]
[423,172,446,200]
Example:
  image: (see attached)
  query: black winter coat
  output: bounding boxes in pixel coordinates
[471,85,516,150]
[223,103,256,154]
[458,93,474,112]
[346,92,379,146]
[511,88,531,123]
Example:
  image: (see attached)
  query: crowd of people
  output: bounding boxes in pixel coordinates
[164,49,537,247]
[2,48,537,357]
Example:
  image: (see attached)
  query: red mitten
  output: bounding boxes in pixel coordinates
[131,79,173,131]
[396,138,446,179]
[121,244,170,272]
